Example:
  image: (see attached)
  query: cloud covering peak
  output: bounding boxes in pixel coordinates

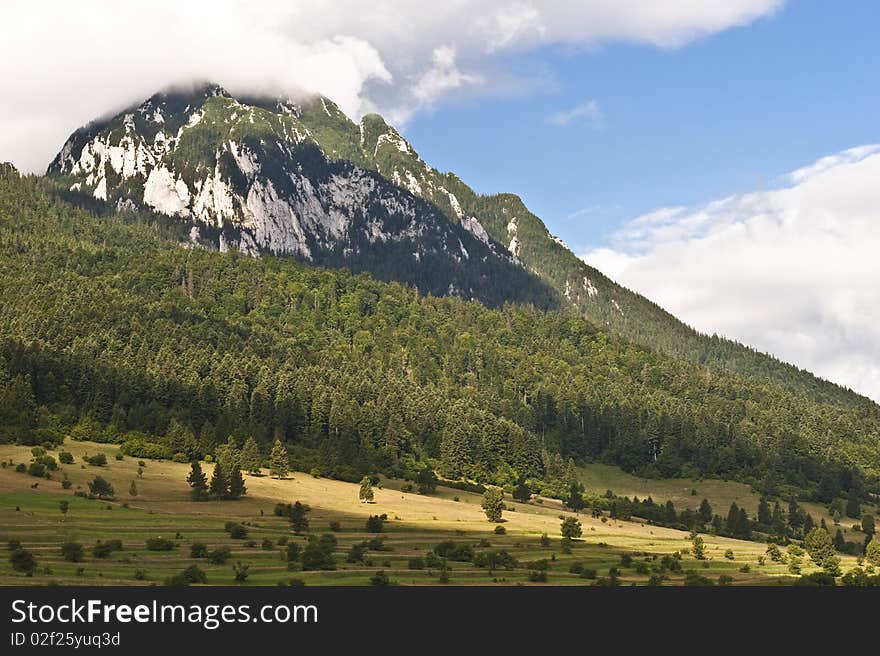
[0,0,783,172]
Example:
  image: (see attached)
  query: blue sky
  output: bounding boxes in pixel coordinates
[403,0,880,253]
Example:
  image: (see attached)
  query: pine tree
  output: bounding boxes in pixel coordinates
[269,439,289,479]
[228,462,247,499]
[359,476,374,503]
[866,535,880,566]
[209,462,228,499]
[288,501,310,534]
[240,437,262,475]
[128,480,138,497]
[481,488,504,522]
[698,498,713,525]
[757,497,772,525]
[187,461,208,500]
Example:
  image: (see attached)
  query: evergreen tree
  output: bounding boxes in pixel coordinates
[866,535,880,566]
[757,497,772,525]
[187,461,209,500]
[359,476,374,503]
[512,480,532,503]
[240,437,262,475]
[128,480,138,497]
[269,439,289,479]
[481,488,504,522]
[560,516,582,539]
[209,462,228,499]
[698,498,713,525]
[804,527,841,575]
[861,514,875,536]
[845,493,861,519]
[566,482,585,514]
[288,501,310,534]
[726,502,740,535]
[228,462,247,499]
[833,528,846,552]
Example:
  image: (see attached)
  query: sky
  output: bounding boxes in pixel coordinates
[1,1,879,400]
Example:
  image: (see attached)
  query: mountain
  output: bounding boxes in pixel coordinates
[47,84,867,409]
[1,172,878,502]
[47,84,553,309]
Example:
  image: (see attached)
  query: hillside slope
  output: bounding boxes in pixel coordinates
[1,174,878,502]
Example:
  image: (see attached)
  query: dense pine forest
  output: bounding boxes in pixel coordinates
[1,171,879,506]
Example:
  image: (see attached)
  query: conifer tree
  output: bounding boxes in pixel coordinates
[209,462,228,499]
[359,476,374,503]
[698,498,713,525]
[240,437,262,475]
[187,461,208,500]
[228,462,247,499]
[269,439,289,479]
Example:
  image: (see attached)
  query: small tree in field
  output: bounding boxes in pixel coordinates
[208,461,228,499]
[240,437,262,475]
[482,488,504,523]
[288,501,310,534]
[88,475,115,500]
[59,500,69,515]
[269,439,289,479]
[691,534,706,560]
[187,461,208,500]
[128,480,138,497]
[359,476,374,503]
[804,527,841,575]
[864,535,879,566]
[561,516,582,539]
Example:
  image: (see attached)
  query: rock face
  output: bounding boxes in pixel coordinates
[48,84,554,308]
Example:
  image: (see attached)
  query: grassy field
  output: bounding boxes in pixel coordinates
[578,463,866,543]
[0,440,860,586]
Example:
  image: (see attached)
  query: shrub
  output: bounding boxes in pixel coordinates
[261,538,274,550]
[724,549,735,560]
[208,547,231,564]
[60,542,84,562]
[301,536,336,571]
[369,570,391,586]
[473,550,518,570]
[408,557,425,570]
[347,542,367,563]
[494,525,506,535]
[58,451,74,465]
[328,521,342,532]
[10,548,37,575]
[167,565,207,586]
[285,543,301,562]
[87,476,115,500]
[190,543,209,558]
[85,453,107,467]
[365,514,387,533]
[528,570,548,582]
[434,541,473,562]
[92,540,123,558]
[145,538,175,551]
[224,522,248,539]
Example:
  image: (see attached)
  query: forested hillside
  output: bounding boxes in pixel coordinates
[1,173,878,503]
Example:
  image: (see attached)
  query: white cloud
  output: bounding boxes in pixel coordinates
[581,145,880,401]
[0,0,783,172]
[547,100,603,127]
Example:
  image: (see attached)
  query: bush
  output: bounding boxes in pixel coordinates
[434,541,474,562]
[347,542,367,563]
[494,525,506,535]
[58,452,74,464]
[88,476,115,499]
[408,557,425,570]
[85,453,107,467]
[328,521,342,532]
[92,540,123,558]
[190,543,209,558]
[794,572,837,586]
[365,514,387,533]
[285,543,301,562]
[208,547,231,564]
[120,439,172,460]
[167,565,207,586]
[224,522,248,539]
[27,462,47,478]
[145,538,175,551]
[473,550,518,570]
[9,548,37,575]
[369,570,391,586]
[301,536,336,571]
[261,538,274,550]
[60,542,84,562]
[528,570,548,582]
